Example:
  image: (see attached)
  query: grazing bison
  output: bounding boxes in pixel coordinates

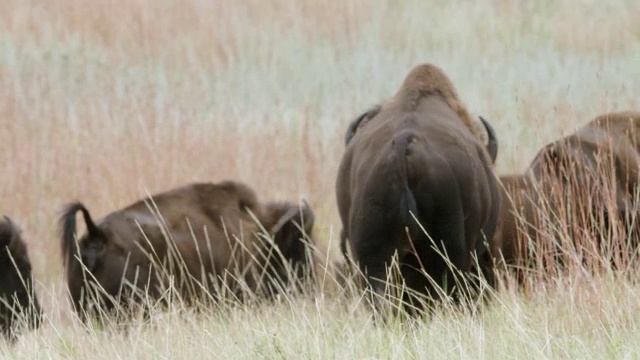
[336,64,500,310]
[490,174,540,281]
[61,181,315,321]
[0,216,42,340]
[525,111,640,269]
[491,175,527,270]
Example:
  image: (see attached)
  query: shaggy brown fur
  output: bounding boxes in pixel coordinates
[391,64,481,140]
[490,174,540,281]
[0,217,42,340]
[60,181,315,322]
[336,63,500,311]
[525,111,640,270]
[344,64,497,161]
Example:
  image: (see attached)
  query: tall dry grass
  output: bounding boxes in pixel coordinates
[1,0,640,357]
[496,155,640,291]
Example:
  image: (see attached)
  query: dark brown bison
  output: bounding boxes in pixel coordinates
[490,174,540,281]
[336,64,500,310]
[524,111,640,270]
[491,175,527,269]
[61,181,315,321]
[0,216,42,340]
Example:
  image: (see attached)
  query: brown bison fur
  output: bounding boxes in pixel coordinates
[490,174,541,283]
[336,63,500,311]
[344,64,498,161]
[60,181,315,322]
[0,216,42,340]
[392,64,482,139]
[491,175,527,269]
[525,111,640,270]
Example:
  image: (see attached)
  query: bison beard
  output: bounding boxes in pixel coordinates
[60,181,315,322]
[336,63,500,313]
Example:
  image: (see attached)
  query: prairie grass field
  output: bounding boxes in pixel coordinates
[1,0,640,358]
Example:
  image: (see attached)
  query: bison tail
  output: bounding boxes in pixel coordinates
[394,133,421,241]
[400,191,418,228]
[60,203,99,266]
[400,183,422,244]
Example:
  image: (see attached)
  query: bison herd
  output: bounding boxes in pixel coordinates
[2,63,639,340]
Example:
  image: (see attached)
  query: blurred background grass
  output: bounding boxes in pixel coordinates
[0,0,639,357]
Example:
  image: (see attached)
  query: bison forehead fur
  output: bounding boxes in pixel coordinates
[336,63,501,309]
[60,181,316,321]
[0,216,42,340]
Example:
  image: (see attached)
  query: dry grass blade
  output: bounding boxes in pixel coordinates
[2,0,640,358]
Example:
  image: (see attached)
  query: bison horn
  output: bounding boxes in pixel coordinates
[345,112,369,145]
[479,116,498,163]
[344,106,381,146]
[270,199,314,237]
[270,207,300,236]
[299,199,315,232]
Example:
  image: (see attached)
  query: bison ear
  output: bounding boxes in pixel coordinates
[270,200,315,250]
[344,105,381,145]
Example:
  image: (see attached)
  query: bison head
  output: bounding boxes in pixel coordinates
[527,134,639,268]
[0,216,42,340]
[258,200,315,296]
[529,139,621,212]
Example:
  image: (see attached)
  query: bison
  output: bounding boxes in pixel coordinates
[491,175,527,270]
[0,216,42,340]
[336,63,500,311]
[490,174,540,282]
[60,181,315,322]
[523,111,640,271]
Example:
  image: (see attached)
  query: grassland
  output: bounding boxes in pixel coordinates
[1,0,640,358]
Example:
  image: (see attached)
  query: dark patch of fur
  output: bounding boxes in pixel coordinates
[0,217,42,341]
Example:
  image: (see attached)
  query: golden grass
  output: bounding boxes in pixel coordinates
[1,0,640,357]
